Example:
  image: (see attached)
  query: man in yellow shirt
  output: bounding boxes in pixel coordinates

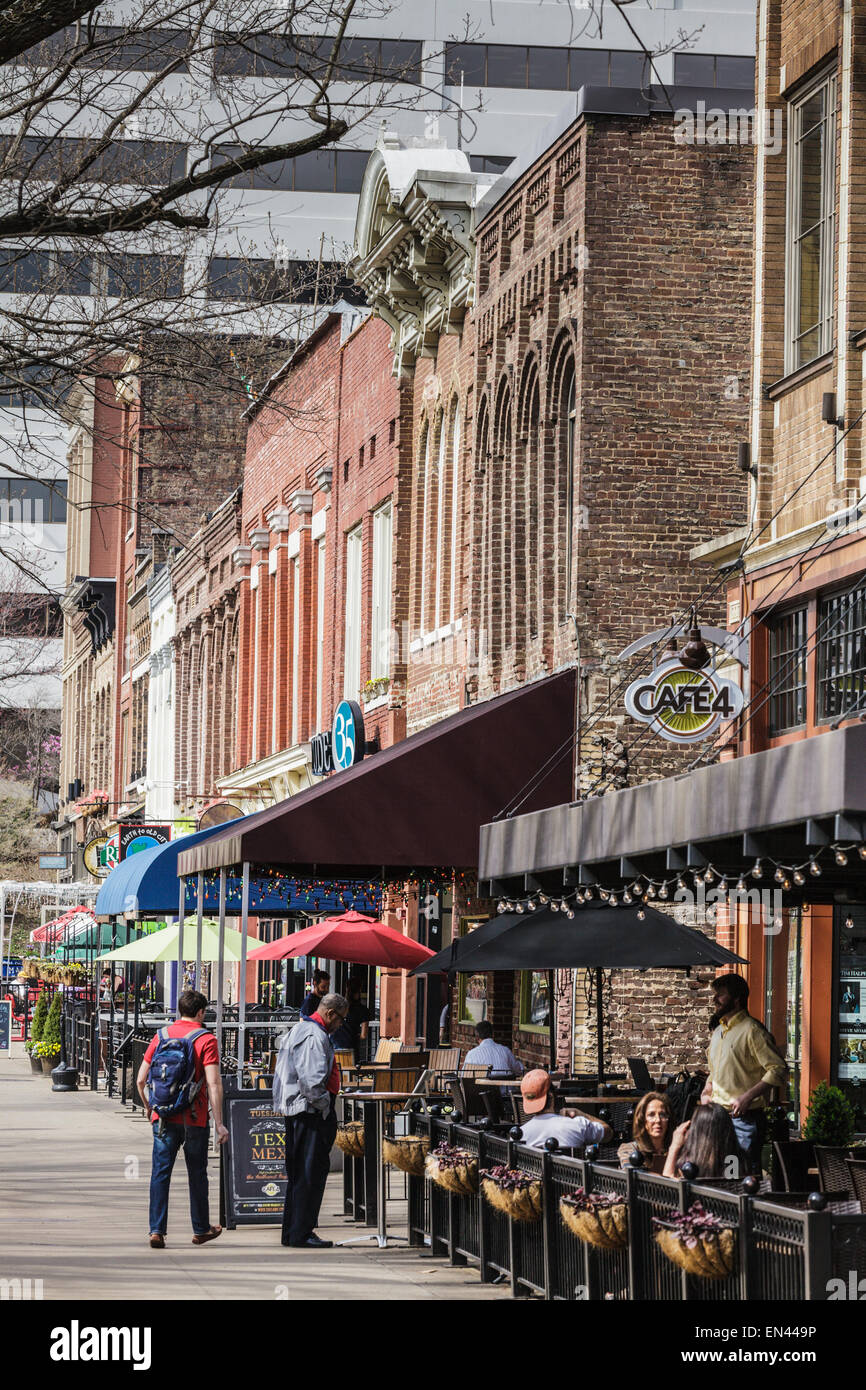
[701,974,788,1175]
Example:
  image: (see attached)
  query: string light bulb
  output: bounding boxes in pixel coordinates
[809,860,822,877]
[793,869,805,886]
[751,860,763,879]
[845,914,855,931]
[646,883,657,899]
[566,906,575,919]
[550,899,560,912]
[583,887,594,901]
[658,883,670,900]
[735,876,747,893]
[836,849,849,866]
[497,899,506,913]
[859,845,866,861]
[637,908,646,920]
[774,867,785,884]
[623,890,633,904]
[703,868,714,884]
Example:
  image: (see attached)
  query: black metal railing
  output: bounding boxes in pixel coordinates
[408,1116,866,1301]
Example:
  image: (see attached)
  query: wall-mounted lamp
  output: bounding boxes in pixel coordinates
[822,392,845,430]
[737,442,757,477]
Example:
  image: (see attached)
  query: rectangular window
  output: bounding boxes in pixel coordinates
[315,538,326,730]
[371,502,392,680]
[215,33,421,81]
[674,53,756,90]
[785,70,836,372]
[344,525,362,701]
[0,478,67,523]
[817,584,866,722]
[206,256,338,304]
[767,606,808,734]
[456,917,490,1024]
[518,971,550,1034]
[105,253,184,299]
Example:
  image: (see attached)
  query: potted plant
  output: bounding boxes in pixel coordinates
[38,993,62,1074]
[802,1081,856,1147]
[653,1201,738,1280]
[424,1141,478,1195]
[25,989,49,1073]
[363,675,390,702]
[480,1164,543,1222]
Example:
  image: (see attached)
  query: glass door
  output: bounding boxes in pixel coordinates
[764,907,803,1120]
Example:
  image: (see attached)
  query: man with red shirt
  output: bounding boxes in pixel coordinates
[137,989,227,1249]
[273,992,348,1248]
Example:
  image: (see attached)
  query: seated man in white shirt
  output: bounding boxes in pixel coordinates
[517,1070,612,1151]
[461,1020,524,1077]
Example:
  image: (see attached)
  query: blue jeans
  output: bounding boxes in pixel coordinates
[149,1122,211,1236]
[731,1111,766,1177]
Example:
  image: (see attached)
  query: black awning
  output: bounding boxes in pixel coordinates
[480,724,866,891]
[178,669,577,875]
[416,903,745,972]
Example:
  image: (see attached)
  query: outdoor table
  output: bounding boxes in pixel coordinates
[338,1091,415,1249]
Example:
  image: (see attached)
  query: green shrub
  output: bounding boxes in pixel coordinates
[40,992,62,1058]
[802,1081,856,1147]
[26,988,49,1053]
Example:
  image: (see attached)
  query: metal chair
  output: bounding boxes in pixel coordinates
[846,1157,866,1212]
[772,1140,818,1192]
[814,1144,854,1197]
[429,1046,461,1073]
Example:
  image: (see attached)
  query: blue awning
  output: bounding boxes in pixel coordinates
[95,822,240,917]
[95,820,380,919]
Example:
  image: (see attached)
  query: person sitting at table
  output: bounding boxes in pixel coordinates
[663,1101,740,1179]
[617,1091,673,1175]
[517,1070,612,1150]
[461,1020,524,1077]
[331,977,370,1062]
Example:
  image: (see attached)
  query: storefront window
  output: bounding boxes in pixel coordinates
[457,915,490,1024]
[835,905,866,1126]
[519,970,550,1034]
[764,907,802,1117]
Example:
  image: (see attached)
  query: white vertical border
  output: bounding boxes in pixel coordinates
[291,555,300,745]
[751,0,769,523]
[315,538,325,731]
[344,525,362,700]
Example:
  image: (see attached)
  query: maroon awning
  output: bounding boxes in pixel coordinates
[177,670,576,875]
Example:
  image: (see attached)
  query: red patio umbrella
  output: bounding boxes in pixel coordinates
[247,909,436,970]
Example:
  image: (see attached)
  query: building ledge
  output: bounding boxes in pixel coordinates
[765,349,833,401]
[689,526,748,567]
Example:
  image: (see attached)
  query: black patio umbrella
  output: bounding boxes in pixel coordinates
[414,904,746,1075]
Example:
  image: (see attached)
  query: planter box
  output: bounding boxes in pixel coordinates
[41,1056,57,1075]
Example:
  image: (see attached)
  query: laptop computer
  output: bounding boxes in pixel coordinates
[627,1057,654,1092]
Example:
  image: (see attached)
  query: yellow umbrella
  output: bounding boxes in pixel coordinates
[96,917,260,963]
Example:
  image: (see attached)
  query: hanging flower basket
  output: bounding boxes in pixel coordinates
[424,1142,478,1196]
[560,1189,628,1249]
[335,1121,365,1158]
[481,1166,543,1223]
[382,1134,429,1176]
[653,1202,737,1280]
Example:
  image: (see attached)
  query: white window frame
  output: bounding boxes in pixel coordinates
[433,419,446,631]
[291,556,300,745]
[785,68,836,374]
[315,538,326,730]
[419,426,431,633]
[344,525,362,701]
[448,408,461,625]
[371,501,392,680]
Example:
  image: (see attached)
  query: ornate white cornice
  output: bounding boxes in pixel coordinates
[350,137,495,379]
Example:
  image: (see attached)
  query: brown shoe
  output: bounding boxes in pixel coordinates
[192,1226,222,1245]
[149,1234,165,1249]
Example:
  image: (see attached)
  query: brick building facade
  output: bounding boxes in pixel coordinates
[353,102,753,1065]
[692,0,866,1119]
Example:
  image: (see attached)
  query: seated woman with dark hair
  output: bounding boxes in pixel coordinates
[618,1091,673,1175]
[663,1102,740,1180]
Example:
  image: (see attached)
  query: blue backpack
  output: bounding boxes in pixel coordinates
[148,1027,208,1135]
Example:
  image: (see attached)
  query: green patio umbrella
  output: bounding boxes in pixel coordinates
[96,917,260,963]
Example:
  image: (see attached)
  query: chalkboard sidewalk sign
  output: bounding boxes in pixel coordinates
[220,1088,285,1228]
[0,999,10,1051]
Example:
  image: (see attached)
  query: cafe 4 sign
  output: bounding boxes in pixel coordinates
[625,659,744,745]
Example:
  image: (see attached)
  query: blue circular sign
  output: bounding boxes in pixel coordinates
[331,700,365,772]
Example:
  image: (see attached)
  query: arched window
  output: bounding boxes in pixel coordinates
[448,402,461,625]
[416,422,430,634]
[475,396,491,661]
[549,349,577,621]
[520,360,541,642]
[563,363,576,613]
[493,377,513,656]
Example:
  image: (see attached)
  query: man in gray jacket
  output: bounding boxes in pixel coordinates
[274,992,348,1248]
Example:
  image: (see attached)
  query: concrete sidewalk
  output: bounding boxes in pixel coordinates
[0,1047,507,1301]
